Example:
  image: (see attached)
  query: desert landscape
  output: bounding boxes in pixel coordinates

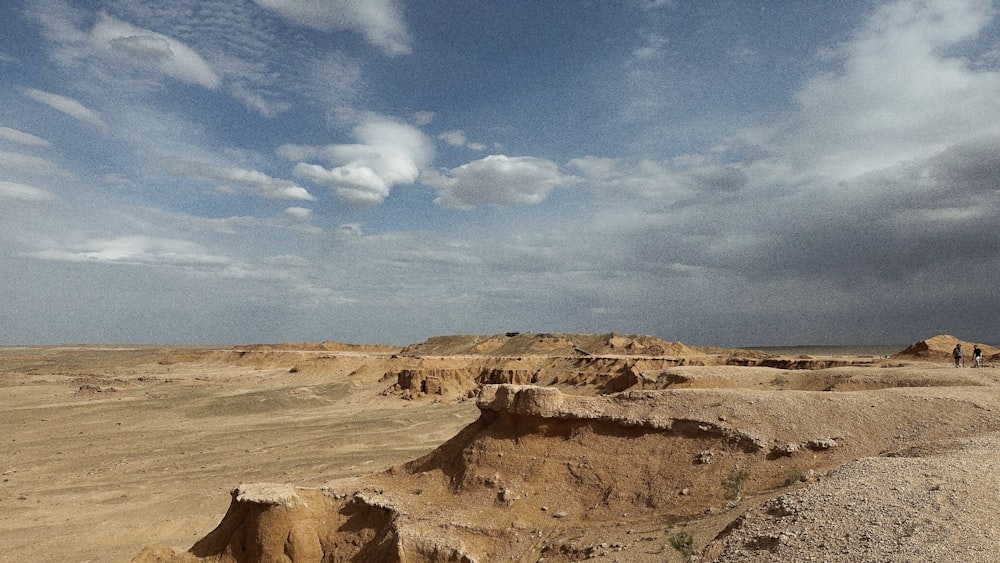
[2,333,999,562]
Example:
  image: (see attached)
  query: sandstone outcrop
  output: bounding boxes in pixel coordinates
[133,362,999,563]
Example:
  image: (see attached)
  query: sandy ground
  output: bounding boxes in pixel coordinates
[3,336,999,562]
[0,346,478,562]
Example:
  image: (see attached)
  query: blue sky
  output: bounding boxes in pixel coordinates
[2,0,999,346]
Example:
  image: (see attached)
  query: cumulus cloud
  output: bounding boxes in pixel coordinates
[20,88,108,131]
[89,14,221,90]
[0,181,58,202]
[168,161,315,201]
[285,115,434,206]
[253,0,411,56]
[0,126,50,146]
[423,155,578,210]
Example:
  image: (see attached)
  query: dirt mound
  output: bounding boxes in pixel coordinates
[895,334,999,361]
[132,379,1000,563]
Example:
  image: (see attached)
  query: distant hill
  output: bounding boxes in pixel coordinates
[238,341,400,353]
[398,332,719,357]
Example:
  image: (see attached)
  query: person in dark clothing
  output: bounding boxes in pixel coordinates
[953,344,964,368]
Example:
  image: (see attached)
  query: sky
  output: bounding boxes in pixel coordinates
[1,0,999,347]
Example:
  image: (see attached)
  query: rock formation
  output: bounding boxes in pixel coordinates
[132,340,999,563]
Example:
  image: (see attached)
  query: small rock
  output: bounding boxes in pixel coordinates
[772,443,800,456]
[807,438,838,450]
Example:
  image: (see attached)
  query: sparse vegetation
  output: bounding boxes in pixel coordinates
[722,468,750,501]
[668,530,694,558]
[785,467,804,486]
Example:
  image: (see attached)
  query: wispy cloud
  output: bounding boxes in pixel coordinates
[633,32,668,60]
[0,180,58,202]
[0,150,73,178]
[32,235,217,264]
[253,0,412,56]
[167,161,315,201]
[0,126,51,146]
[89,13,221,89]
[20,88,109,131]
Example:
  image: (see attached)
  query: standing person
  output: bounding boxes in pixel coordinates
[973,345,983,368]
[953,343,964,368]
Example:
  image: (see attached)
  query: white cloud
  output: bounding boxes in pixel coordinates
[411,111,435,126]
[31,235,234,268]
[0,181,58,202]
[228,82,292,118]
[784,0,1000,179]
[0,52,16,63]
[0,126,50,146]
[168,161,315,201]
[438,129,467,147]
[436,128,489,151]
[283,206,313,220]
[20,88,108,131]
[293,162,388,204]
[286,115,434,206]
[423,155,577,210]
[0,151,72,178]
[253,0,411,56]
[89,14,221,90]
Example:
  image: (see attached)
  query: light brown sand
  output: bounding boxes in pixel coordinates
[3,334,999,562]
